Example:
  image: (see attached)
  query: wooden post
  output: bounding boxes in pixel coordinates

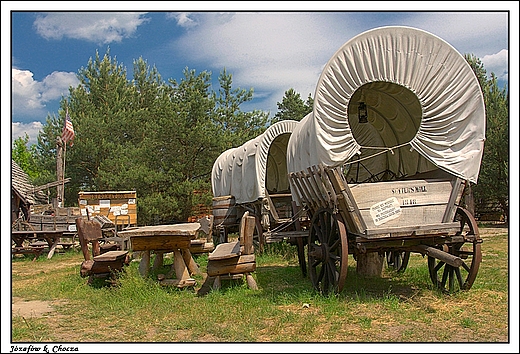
[56,137,64,208]
[356,252,383,277]
[241,215,256,255]
[464,182,475,216]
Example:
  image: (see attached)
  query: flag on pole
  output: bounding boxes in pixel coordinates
[61,109,75,146]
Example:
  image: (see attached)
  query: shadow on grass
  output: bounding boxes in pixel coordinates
[251,263,432,302]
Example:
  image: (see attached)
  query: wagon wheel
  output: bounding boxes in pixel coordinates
[251,215,265,253]
[428,207,482,293]
[385,250,410,273]
[308,208,348,295]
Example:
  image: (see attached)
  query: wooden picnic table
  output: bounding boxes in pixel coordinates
[118,223,202,287]
[11,230,64,260]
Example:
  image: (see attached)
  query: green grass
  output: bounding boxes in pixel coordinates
[10,227,510,345]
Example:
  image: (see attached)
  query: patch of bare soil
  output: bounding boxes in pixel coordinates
[11,297,66,318]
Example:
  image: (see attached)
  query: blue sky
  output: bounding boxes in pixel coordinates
[4,4,515,147]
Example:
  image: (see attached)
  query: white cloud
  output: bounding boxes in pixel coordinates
[402,12,508,57]
[171,12,197,28]
[41,71,80,102]
[11,121,44,146]
[482,49,508,81]
[33,12,150,44]
[172,12,353,114]
[12,69,79,119]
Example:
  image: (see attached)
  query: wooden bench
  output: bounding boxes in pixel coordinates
[76,218,129,284]
[12,245,46,261]
[206,212,258,290]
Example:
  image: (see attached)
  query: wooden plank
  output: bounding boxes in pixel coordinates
[349,179,453,210]
[443,178,465,222]
[207,255,256,276]
[363,221,460,238]
[130,235,190,251]
[208,241,241,260]
[288,174,304,208]
[325,167,367,233]
[240,215,256,255]
[360,204,449,231]
[264,192,281,222]
[319,164,337,207]
[93,250,128,262]
[305,167,328,209]
[296,171,318,211]
[118,223,200,238]
[80,258,127,277]
[307,166,329,209]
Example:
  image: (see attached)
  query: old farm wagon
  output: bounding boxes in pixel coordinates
[211,120,303,250]
[285,26,486,295]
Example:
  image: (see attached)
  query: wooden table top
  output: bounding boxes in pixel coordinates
[12,230,64,235]
[118,223,201,238]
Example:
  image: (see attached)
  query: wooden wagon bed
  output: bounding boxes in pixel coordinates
[288,164,482,295]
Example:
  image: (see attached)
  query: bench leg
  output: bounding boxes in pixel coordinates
[181,249,201,275]
[139,250,151,277]
[212,275,221,290]
[152,251,164,271]
[173,249,190,281]
[245,273,258,290]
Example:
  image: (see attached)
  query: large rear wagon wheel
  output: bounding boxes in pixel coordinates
[428,207,482,293]
[308,208,348,295]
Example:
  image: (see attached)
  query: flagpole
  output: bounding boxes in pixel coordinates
[62,142,67,207]
[58,106,74,208]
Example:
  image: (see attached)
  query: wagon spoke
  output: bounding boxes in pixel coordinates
[427,207,482,293]
[455,267,464,288]
[308,208,348,294]
[434,261,445,273]
[449,267,455,293]
[317,263,325,283]
[329,239,340,252]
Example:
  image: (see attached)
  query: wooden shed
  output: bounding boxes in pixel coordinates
[78,191,137,228]
[11,159,47,226]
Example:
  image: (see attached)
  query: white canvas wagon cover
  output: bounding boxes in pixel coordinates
[287,26,486,184]
[212,120,298,204]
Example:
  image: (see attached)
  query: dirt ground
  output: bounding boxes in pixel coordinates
[11,224,509,318]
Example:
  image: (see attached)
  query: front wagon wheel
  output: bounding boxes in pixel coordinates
[428,207,482,293]
[308,208,348,295]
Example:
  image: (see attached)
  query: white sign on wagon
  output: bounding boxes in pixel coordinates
[370,197,402,226]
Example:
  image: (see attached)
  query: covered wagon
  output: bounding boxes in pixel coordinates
[286,26,486,294]
[211,119,303,249]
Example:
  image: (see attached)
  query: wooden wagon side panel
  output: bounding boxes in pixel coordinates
[349,178,464,232]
